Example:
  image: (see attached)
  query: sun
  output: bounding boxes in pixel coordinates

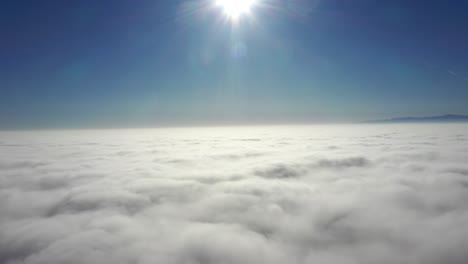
[215,0,257,20]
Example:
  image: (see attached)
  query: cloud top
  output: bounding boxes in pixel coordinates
[1,124,468,264]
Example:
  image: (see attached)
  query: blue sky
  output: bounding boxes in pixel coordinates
[1,0,468,128]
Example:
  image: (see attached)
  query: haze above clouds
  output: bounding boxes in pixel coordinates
[1,124,468,264]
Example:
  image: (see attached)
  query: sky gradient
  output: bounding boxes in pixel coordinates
[1,0,468,128]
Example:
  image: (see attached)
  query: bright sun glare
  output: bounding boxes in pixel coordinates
[216,0,256,20]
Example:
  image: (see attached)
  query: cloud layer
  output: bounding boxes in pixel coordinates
[1,124,468,264]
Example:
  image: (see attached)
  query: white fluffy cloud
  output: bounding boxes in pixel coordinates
[1,124,468,264]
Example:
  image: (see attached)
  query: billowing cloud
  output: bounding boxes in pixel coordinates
[1,124,468,264]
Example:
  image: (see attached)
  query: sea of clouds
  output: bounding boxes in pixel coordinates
[1,124,468,264]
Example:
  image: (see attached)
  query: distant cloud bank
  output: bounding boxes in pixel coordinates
[1,124,468,264]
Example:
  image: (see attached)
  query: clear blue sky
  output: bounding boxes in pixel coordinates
[1,0,468,128]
